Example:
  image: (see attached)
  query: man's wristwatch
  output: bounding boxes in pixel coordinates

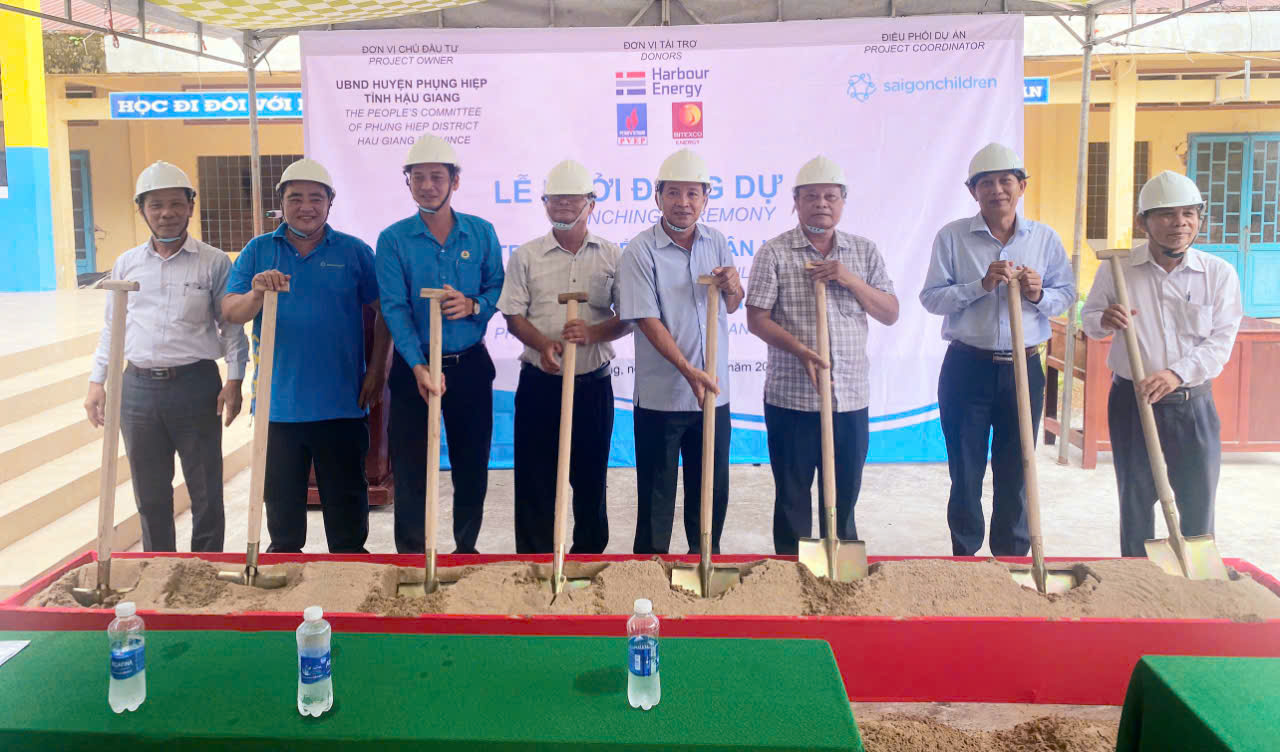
[471,298,480,316]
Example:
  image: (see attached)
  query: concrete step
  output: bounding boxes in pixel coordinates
[0,437,130,551]
[0,424,254,592]
[0,355,95,427]
[0,401,99,485]
[0,332,97,381]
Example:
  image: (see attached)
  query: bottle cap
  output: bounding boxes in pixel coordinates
[303,606,323,621]
[115,602,137,617]
[634,598,653,615]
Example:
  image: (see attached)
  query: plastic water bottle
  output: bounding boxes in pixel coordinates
[108,601,146,713]
[627,598,661,710]
[296,606,333,717]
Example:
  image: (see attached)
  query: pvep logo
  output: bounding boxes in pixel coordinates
[616,103,648,146]
[847,73,876,102]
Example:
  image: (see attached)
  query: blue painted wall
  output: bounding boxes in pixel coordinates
[0,145,57,292]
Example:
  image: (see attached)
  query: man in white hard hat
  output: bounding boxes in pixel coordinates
[618,148,742,555]
[919,142,1076,557]
[746,156,899,555]
[1082,170,1242,556]
[375,134,504,554]
[83,161,249,552]
[222,158,392,554]
[497,159,630,553]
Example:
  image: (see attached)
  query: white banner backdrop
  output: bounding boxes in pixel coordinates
[300,16,1024,467]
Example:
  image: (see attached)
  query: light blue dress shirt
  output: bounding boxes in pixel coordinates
[919,213,1076,350]
[618,222,733,412]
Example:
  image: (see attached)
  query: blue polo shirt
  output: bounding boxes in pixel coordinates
[227,224,379,422]
[375,209,504,368]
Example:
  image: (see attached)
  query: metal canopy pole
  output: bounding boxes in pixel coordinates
[245,40,264,239]
[1057,9,1095,466]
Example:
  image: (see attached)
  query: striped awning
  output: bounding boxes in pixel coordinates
[141,0,480,30]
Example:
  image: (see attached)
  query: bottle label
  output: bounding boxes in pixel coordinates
[110,644,145,680]
[628,636,658,677]
[300,651,331,684]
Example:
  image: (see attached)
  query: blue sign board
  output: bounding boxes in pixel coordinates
[109,91,303,120]
[1023,77,1050,104]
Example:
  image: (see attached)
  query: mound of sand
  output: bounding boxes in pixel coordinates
[31,556,1280,621]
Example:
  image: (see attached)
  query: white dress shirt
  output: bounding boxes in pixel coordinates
[497,230,624,375]
[90,235,249,383]
[1081,243,1242,387]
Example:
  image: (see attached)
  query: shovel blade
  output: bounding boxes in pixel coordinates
[397,579,438,598]
[797,537,868,582]
[70,586,134,608]
[670,563,741,598]
[1145,535,1229,580]
[1009,567,1080,595]
[215,567,289,590]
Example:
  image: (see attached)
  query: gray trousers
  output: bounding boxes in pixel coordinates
[119,360,225,552]
[1108,377,1220,558]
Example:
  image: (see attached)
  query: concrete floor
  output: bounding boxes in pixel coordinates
[145,440,1280,576]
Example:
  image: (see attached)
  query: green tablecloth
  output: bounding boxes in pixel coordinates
[1117,656,1280,752]
[0,630,861,751]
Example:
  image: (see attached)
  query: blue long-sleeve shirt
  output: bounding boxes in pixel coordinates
[918,213,1075,350]
[374,210,504,367]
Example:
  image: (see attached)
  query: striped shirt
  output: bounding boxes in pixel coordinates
[746,226,895,412]
[497,231,624,375]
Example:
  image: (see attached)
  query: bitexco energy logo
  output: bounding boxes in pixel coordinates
[671,101,703,143]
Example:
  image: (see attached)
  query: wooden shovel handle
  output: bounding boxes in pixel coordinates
[811,277,838,536]
[95,286,134,565]
[1006,278,1046,559]
[553,299,579,568]
[699,277,718,550]
[246,288,284,546]
[425,296,443,558]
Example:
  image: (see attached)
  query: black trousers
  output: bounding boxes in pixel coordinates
[937,343,1044,557]
[263,418,370,554]
[1108,378,1220,557]
[632,404,730,554]
[119,360,224,552]
[512,363,613,554]
[388,346,494,554]
[764,403,869,555]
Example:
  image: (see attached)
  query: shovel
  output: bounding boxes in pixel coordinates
[797,267,867,582]
[672,275,741,597]
[217,286,289,590]
[544,292,596,601]
[73,280,143,607]
[1097,249,1228,580]
[398,288,451,596]
[1004,275,1080,595]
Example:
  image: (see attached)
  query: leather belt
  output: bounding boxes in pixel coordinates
[1114,376,1211,404]
[440,343,485,368]
[949,340,1040,363]
[126,360,211,380]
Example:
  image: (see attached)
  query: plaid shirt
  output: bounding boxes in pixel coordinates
[746,226,895,412]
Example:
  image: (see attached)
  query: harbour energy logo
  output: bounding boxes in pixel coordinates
[672,101,703,143]
[615,71,647,96]
[617,103,648,145]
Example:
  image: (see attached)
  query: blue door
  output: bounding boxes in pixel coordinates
[70,150,96,275]
[1188,133,1280,317]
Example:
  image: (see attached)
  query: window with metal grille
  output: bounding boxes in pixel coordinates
[196,154,300,254]
[1085,141,1151,239]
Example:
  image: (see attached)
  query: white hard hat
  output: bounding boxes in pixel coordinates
[1138,170,1204,213]
[656,148,710,185]
[276,158,334,193]
[795,155,848,191]
[404,134,459,170]
[134,161,194,201]
[544,159,594,196]
[966,142,1027,184]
